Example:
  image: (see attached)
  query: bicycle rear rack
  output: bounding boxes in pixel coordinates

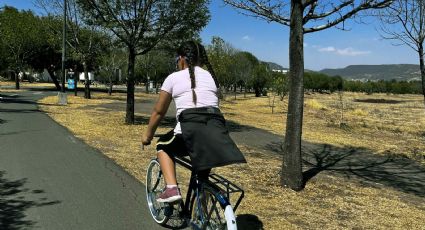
[174,156,245,212]
[208,173,244,212]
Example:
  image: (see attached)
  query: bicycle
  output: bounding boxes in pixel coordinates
[145,135,245,230]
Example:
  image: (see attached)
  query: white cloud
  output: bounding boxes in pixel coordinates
[336,47,371,56]
[242,35,252,41]
[316,46,370,56]
[318,46,336,52]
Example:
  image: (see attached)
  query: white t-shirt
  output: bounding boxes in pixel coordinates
[161,66,219,134]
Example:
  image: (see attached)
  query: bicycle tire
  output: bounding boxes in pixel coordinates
[190,184,237,230]
[146,159,169,225]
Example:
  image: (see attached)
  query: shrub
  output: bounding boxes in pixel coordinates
[305,99,326,110]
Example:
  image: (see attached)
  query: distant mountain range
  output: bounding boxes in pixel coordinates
[320,64,421,81]
[265,62,288,71]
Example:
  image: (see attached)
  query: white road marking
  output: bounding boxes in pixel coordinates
[33,92,43,95]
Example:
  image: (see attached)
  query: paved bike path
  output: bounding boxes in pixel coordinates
[0,90,166,229]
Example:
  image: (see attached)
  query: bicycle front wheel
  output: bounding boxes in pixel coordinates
[146,159,169,225]
[190,185,237,230]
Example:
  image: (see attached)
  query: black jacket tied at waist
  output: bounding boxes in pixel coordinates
[178,107,247,171]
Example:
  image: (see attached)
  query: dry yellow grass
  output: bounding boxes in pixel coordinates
[37,91,425,229]
[222,92,425,163]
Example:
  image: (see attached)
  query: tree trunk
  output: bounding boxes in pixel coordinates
[145,73,149,94]
[244,84,247,98]
[84,62,91,99]
[108,73,113,96]
[126,48,136,124]
[419,44,425,108]
[74,70,78,96]
[254,87,261,97]
[47,67,61,91]
[154,71,158,94]
[15,71,20,90]
[281,0,304,191]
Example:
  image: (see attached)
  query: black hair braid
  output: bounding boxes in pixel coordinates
[187,55,197,105]
[199,45,220,89]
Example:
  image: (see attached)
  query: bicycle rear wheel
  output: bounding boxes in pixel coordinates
[190,184,237,230]
[146,159,169,225]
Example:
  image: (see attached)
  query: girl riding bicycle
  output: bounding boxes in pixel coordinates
[141,41,246,203]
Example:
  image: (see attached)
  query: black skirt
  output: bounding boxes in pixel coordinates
[178,107,247,171]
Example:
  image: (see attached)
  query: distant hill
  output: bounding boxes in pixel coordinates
[264,62,288,71]
[320,64,421,81]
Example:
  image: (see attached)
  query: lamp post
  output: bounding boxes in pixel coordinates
[61,0,67,93]
[58,0,68,104]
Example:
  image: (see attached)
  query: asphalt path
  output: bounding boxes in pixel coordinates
[0,90,167,229]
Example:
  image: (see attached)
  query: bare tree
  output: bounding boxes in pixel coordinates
[98,36,127,96]
[77,0,210,124]
[224,0,392,191]
[378,0,425,106]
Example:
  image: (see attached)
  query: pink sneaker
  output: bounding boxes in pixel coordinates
[157,187,182,203]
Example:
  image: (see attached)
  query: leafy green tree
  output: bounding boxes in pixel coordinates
[207,36,236,96]
[0,36,7,74]
[230,51,257,98]
[252,63,271,97]
[268,71,288,113]
[0,6,45,89]
[240,51,259,96]
[329,75,343,93]
[77,0,210,124]
[26,15,65,90]
[271,71,288,101]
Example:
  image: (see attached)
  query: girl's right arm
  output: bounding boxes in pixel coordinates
[142,91,172,145]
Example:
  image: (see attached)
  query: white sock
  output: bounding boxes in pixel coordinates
[166,185,178,189]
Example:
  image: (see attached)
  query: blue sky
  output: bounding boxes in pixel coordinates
[1,0,419,71]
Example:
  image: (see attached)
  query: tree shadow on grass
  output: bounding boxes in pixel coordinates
[0,171,61,230]
[226,120,256,133]
[302,144,425,197]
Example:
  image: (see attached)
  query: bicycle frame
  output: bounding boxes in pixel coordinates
[173,156,244,219]
[173,156,207,220]
[147,154,244,229]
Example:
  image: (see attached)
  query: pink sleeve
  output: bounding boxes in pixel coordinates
[161,75,173,94]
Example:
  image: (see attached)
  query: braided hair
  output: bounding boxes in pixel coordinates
[177,41,220,105]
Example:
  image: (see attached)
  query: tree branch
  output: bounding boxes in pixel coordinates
[304,0,392,33]
[223,0,291,25]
